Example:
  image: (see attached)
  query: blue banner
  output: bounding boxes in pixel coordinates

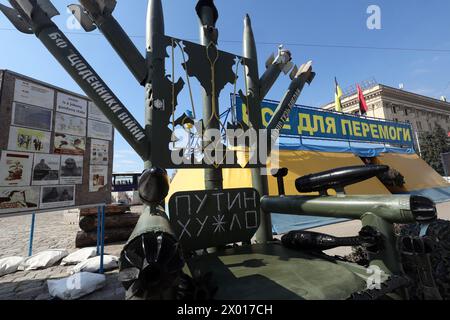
[235,96,414,147]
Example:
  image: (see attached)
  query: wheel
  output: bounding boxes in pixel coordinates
[398,219,450,300]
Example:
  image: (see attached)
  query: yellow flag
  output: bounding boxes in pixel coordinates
[334,77,343,112]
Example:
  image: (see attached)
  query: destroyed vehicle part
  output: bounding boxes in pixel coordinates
[119,231,185,300]
[175,271,218,300]
[348,275,411,300]
[399,219,450,300]
[281,226,382,253]
[378,168,406,188]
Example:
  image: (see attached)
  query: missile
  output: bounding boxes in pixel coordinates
[295,165,389,193]
[266,60,315,144]
[242,13,273,243]
[69,0,147,84]
[146,0,165,55]
[241,14,261,129]
[243,14,258,76]
[119,168,184,299]
[259,46,294,99]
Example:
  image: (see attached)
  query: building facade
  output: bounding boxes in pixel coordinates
[322,84,450,135]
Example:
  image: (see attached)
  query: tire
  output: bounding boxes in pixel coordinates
[398,219,450,300]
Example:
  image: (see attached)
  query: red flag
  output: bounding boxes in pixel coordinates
[357,84,368,115]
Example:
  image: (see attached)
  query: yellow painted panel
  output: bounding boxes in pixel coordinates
[168,151,390,198]
[267,150,390,195]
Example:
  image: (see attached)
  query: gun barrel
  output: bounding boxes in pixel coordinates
[261,195,417,223]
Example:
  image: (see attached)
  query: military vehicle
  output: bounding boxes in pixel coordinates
[2,0,449,300]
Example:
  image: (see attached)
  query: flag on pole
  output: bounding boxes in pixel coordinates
[334,77,343,112]
[357,84,368,115]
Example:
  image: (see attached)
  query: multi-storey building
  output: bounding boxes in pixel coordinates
[322,84,450,135]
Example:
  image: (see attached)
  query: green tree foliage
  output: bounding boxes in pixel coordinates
[419,124,450,175]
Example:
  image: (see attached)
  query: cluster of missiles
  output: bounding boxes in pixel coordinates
[0,0,314,299]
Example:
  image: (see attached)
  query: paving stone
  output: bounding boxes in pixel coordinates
[16,280,45,292]
[35,292,51,300]
[0,286,15,296]
[0,210,125,300]
[0,293,18,300]
[15,287,45,300]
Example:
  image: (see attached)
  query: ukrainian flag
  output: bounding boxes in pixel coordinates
[334,77,343,112]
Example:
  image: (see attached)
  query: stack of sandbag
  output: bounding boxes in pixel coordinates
[76,204,140,248]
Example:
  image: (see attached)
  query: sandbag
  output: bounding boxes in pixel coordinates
[0,256,25,277]
[61,248,97,266]
[47,272,106,300]
[70,255,118,274]
[19,249,69,271]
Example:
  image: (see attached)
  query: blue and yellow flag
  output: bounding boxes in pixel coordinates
[334,77,343,112]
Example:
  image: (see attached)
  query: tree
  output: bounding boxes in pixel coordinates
[419,124,450,175]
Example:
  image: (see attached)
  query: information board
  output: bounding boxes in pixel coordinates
[0,70,114,215]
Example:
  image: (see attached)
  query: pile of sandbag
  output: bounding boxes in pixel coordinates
[76,204,139,248]
[0,256,25,277]
[1,249,70,277]
[47,248,118,300]
[1,247,120,300]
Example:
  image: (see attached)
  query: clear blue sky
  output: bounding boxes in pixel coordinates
[2,0,450,172]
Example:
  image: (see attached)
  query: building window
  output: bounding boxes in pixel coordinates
[392,106,397,114]
[404,108,408,116]
[394,118,399,123]
[417,121,423,131]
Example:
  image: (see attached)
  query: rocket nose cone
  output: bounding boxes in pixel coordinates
[244,14,253,29]
[146,0,164,49]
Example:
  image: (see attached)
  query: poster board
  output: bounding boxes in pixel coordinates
[0,70,114,215]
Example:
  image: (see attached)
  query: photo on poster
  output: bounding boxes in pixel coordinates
[32,154,60,186]
[55,112,87,137]
[88,102,109,123]
[40,185,75,209]
[11,102,53,131]
[0,151,33,187]
[90,139,109,165]
[14,79,55,109]
[8,126,51,153]
[60,155,83,185]
[88,119,113,141]
[54,133,86,156]
[89,165,108,192]
[0,186,40,214]
[56,92,88,118]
